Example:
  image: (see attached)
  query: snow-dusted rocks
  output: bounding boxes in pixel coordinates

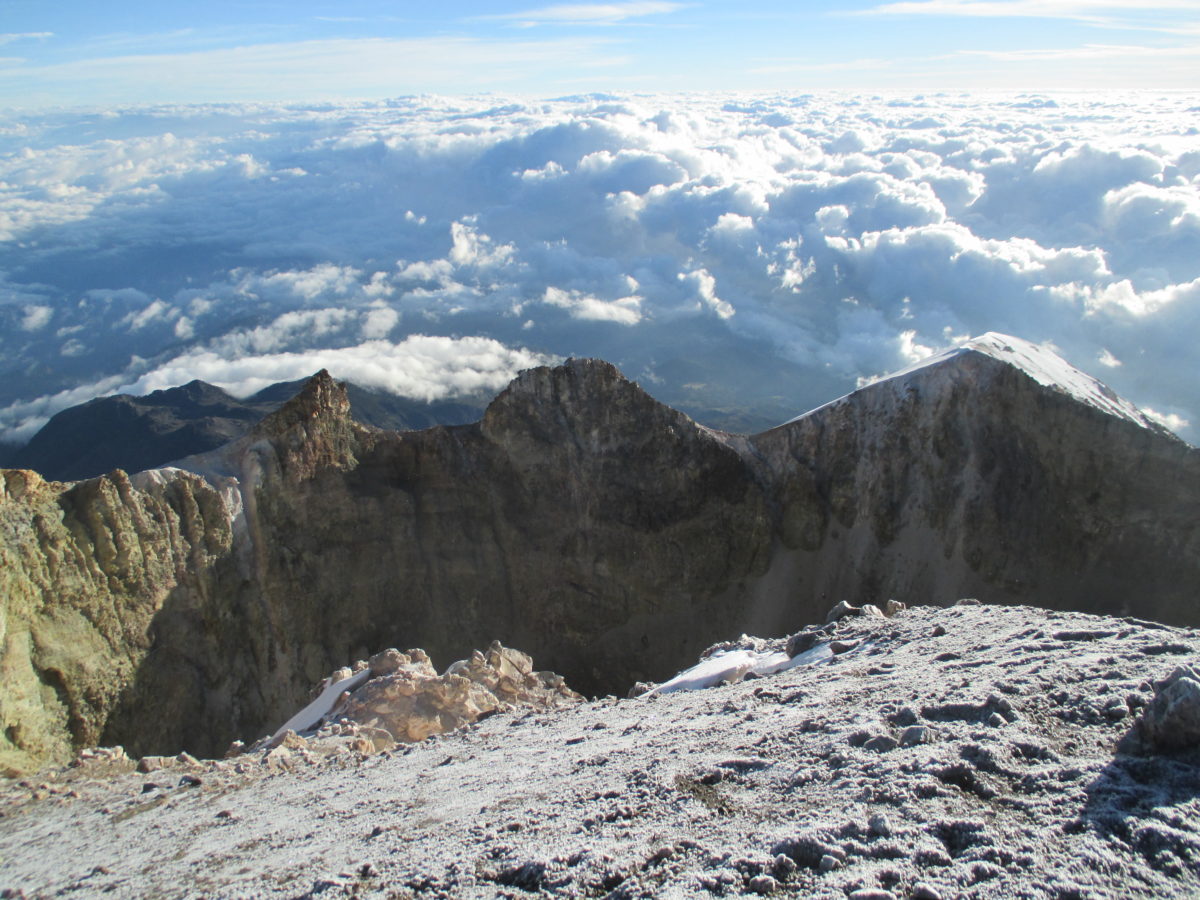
[3,602,1200,898]
[1138,665,1200,752]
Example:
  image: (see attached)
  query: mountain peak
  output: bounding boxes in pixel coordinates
[248,370,360,479]
[252,370,350,438]
[911,333,1167,434]
[481,357,697,450]
[791,332,1167,438]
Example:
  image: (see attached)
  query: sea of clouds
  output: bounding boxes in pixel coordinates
[1,92,1197,444]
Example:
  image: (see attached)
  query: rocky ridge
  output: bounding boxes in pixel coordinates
[0,335,1197,772]
[1,376,488,483]
[2,601,1198,898]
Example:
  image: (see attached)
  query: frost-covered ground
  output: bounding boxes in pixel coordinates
[1,93,1198,446]
[3,602,1199,899]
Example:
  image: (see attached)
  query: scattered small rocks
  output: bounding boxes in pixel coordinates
[627,681,655,698]
[771,854,797,880]
[5,603,1199,900]
[717,756,773,772]
[786,630,821,657]
[900,725,934,746]
[863,735,898,753]
[826,600,861,623]
[867,814,891,838]
[748,873,778,894]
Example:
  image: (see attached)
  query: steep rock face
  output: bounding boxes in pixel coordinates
[751,341,1200,625]
[0,467,230,774]
[107,360,772,759]
[1,340,1198,769]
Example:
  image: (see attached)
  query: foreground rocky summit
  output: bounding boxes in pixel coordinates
[2,603,1198,898]
[1,333,1198,772]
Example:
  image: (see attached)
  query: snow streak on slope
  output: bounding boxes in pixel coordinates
[905,333,1162,432]
[649,643,835,695]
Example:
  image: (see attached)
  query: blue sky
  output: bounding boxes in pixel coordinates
[1,1,1198,106]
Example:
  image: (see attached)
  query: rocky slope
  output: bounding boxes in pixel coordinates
[2,602,1198,899]
[1,334,1197,772]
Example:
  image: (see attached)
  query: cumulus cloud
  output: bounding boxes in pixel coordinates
[0,93,1198,446]
[542,286,643,324]
[0,335,555,444]
[20,305,52,331]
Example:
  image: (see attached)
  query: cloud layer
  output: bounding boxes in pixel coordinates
[1,93,1198,444]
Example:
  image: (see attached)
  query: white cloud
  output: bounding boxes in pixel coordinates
[679,268,735,320]
[20,305,52,331]
[542,286,643,324]
[482,2,686,26]
[362,307,400,339]
[0,37,629,106]
[0,33,52,46]
[125,298,173,331]
[121,335,555,402]
[957,43,1200,62]
[1143,407,1190,432]
[0,335,555,444]
[0,93,1198,447]
[863,1,1197,21]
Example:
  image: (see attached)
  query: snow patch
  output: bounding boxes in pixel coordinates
[648,643,834,695]
[269,668,372,744]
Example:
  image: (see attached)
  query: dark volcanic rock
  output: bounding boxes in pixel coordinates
[5,378,485,482]
[6,380,270,481]
[1,335,1198,769]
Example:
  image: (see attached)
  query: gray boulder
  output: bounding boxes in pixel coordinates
[1139,666,1200,752]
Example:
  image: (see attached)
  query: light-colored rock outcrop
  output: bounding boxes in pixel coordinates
[329,642,581,745]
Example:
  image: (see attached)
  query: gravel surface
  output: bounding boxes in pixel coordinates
[3,602,1199,899]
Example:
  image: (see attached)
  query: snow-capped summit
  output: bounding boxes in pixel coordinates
[901,332,1163,433]
[790,332,1168,436]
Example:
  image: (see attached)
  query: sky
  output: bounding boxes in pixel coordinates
[0,4,1198,449]
[0,1,1198,106]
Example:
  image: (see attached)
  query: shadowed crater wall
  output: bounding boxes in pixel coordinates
[1,352,1198,769]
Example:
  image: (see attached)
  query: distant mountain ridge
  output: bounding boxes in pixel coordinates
[2,378,488,482]
[0,333,1196,774]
